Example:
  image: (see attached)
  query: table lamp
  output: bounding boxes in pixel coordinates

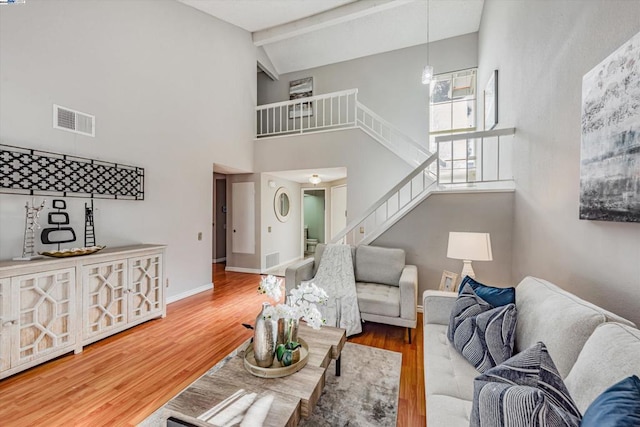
[447,232,493,280]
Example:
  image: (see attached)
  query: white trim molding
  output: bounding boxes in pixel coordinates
[167,282,214,304]
[225,266,262,274]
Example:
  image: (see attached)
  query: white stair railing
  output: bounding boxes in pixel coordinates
[356,103,431,166]
[256,89,430,167]
[256,92,517,247]
[331,128,516,246]
[434,128,516,185]
[331,153,439,246]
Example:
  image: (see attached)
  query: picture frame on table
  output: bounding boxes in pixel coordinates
[439,270,460,292]
[484,69,498,130]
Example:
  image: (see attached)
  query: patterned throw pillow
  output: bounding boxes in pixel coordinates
[471,342,582,427]
[448,284,517,372]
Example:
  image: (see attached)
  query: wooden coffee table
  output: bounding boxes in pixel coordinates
[161,323,346,427]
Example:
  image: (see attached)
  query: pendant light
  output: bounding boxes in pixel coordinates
[421,0,433,85]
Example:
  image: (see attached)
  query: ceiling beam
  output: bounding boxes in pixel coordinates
[252,0,414,46]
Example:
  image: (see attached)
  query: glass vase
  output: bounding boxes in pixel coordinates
[278,317,299,346]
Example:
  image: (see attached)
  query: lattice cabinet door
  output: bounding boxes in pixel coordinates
[10,268,76,367]
[128,254,163,322]
[82,260,127,342]
[0,278,11,372]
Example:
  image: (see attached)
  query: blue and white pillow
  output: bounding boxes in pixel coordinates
[471,342,582,427]
[448,284,517,372]
[581,375,640,427]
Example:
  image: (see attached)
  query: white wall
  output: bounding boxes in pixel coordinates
[0,0,256,298]
[258,33,478,146]
[254,129,413,225]
[261,174,301,270]
[479,0,640,325]
[374,191,514,301]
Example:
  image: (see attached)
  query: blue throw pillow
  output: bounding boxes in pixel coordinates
[581,375,640,427]
[448,284,517,372]
[458,276,515,307]
[471,342,581,427]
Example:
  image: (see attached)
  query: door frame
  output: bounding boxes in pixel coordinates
[330,184,347,239]
[299,187,328,259]
[212,174,227,263]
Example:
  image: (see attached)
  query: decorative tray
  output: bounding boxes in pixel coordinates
[243,338,309,378]
[40,245,106,258]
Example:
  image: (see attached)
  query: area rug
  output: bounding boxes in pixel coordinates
[139,342,401,427]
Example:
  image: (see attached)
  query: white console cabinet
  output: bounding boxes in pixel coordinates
[0,244,166,379]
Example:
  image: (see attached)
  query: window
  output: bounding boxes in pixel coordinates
[429,68,478,182]
[430,68,477,135]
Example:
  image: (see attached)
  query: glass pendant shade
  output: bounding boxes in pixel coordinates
[422,65,434,85]
[309,174,321,185]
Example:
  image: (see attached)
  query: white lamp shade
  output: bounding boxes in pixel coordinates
[447,232,493,261]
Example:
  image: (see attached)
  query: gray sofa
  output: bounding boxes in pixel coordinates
[423,276,640,426]
[285,243,418,341]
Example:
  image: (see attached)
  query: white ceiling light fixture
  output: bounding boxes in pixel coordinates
[421,0,433,85]
[309,174,322,185]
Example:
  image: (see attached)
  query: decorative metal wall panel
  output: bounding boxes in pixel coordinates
[0,144,144,200]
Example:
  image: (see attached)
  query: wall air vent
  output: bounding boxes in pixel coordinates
[53,104,95,137]
[266,252,280,269]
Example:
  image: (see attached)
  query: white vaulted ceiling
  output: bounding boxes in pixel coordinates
[178,0,484,75]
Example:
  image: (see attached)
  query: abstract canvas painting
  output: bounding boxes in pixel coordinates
[580,30,640,222]
[289,77,313,119]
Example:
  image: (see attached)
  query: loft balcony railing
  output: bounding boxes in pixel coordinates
[256,89,431,167]
[256,89,516,246]
[256,89,358,137]
[434,128,516,185]
[330,127,516,246]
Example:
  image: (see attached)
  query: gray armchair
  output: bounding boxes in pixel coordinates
[285,244,418,343]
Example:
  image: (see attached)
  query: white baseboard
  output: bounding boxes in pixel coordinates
[225,266,261,274]
[213,257,226,263]
[167,282,214,304]
[417,305,423,313]
[263,256,302,274]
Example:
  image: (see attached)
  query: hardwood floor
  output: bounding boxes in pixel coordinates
[0,264,426,426]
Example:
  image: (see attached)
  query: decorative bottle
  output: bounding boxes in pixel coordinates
[253,302,277,368]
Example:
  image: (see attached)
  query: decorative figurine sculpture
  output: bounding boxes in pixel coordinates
[41,199,76,250]
[84,200,96,247]
[13,198,46,260]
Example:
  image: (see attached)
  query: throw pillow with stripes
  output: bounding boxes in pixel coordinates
[448,283,517,372]
[471,342,582,427]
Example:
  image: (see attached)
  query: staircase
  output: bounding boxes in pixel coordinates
[256,90,516,246]
[256,89,431,167]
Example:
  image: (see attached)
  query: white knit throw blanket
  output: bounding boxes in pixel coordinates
[303,244,362,336]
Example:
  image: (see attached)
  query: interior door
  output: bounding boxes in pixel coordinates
[231,181,255,254]
[331,184,348,239]
[215,178,227,261]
